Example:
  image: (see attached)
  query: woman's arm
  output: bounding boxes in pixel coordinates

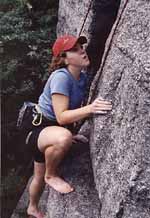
[52,94,112,125]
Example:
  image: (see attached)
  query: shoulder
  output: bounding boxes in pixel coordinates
[50,68,71,83]
[49,69,73,93]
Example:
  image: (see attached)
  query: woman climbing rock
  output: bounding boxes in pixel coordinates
[27,34,112,218]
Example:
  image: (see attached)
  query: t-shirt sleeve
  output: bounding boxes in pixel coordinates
[50,72,71,97]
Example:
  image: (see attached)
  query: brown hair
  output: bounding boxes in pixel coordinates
[49,53,67,73]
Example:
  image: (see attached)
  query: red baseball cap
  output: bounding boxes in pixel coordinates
[52,35,87,57]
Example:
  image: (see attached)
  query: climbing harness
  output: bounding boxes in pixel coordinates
[17,101,42,131]
[32,104,42,126]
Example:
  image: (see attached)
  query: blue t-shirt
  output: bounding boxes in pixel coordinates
[38,68,87,121]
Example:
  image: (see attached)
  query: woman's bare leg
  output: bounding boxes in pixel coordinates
[44,143,73,193]
[27,161,45,218]
[37,126,74,194]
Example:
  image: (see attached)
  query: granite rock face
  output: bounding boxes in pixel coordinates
[47,143,101,218]
[57,0,93,38]
[47,0,150,218]
[90,0,150,217]
[57,0,120,73]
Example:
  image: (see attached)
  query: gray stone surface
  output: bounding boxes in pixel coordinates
[57,0,120,73]
[47,143,101,218]
[89,0,150,217]
[57,0,93,38]
[11,144,101,218]
[11,1,150,217]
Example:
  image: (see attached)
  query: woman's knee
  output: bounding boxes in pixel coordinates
[57,130,72,148]
[38,126,72,152]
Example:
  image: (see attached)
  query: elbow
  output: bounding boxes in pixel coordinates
[56,116,72,126]
[57,119,65,126]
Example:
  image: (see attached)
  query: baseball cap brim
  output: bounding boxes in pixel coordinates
[52,35,87,57]
[63,35,87,52]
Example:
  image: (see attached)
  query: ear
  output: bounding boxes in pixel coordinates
[64,57,69,65]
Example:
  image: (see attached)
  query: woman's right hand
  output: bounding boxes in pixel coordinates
[89,97,112,114]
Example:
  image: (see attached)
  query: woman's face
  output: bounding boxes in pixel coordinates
[65,43,90,68]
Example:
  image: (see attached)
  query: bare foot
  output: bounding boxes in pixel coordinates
[45,176,74,194]
[27,208,45,218]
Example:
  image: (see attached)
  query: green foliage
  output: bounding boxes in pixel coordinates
[1,2,58,94]
[0,10,27,42]
[0,7,57,43]
[1,0,58,177]
[1,59,16,79]
[0,0,27,10]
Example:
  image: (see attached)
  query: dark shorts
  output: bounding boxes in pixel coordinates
[27,117,73,163]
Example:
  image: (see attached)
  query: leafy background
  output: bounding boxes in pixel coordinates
[0,0,58,217]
